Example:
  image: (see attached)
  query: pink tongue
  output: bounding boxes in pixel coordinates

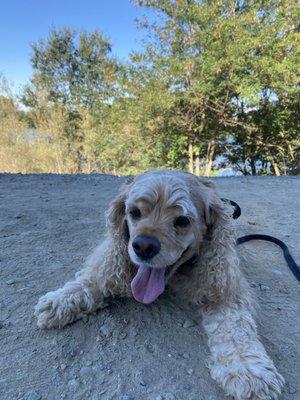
[131,266,166,304]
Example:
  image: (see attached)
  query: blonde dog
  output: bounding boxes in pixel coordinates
[35,170,284,399]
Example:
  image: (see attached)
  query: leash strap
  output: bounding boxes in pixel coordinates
[221,198,300,282]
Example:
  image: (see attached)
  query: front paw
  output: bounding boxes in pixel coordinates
[211,358,284,400]
[34,289,75,329]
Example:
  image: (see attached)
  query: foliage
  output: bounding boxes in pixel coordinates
[0,1,299,175]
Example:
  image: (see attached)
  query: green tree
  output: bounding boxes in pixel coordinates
[23,28,119,172]
[132,0,299,175]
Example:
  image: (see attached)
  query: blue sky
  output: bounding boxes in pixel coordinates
[0,0,151,90]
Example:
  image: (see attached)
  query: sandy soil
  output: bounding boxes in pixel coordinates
[0,174,299,400]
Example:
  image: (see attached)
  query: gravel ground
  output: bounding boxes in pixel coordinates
[0,174,299,400]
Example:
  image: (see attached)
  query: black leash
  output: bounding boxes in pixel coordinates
[221,198,300,282]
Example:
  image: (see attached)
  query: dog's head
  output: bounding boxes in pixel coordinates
[107,170,226,304]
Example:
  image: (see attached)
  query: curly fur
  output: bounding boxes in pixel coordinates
[35,170,284,399]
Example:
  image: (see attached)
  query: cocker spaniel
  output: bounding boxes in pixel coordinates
[35,170,284,399]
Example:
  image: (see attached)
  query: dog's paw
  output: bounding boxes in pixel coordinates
[211,359,284,400]
[34,289,75,329]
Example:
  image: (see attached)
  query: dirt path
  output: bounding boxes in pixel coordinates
[0,174,299,400]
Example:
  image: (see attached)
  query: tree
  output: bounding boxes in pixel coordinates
[22,28,119,172]
[0,74,31,172]
[132,0,299,175]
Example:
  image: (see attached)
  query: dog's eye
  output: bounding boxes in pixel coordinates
[174,216,190,228]
[130,208,141,220]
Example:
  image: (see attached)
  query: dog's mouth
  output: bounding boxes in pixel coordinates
[131,247,190,304]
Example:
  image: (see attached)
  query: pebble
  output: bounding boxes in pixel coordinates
[22,390,42,400]
[164,394,176,400]
[80,366,92,376]
[187,368,193,375]
[119,332,127,339]
[86,360,93,366]
[179,382,192,391]
[181,352,189,359]
[6,279,16,285]
[60,363,67,371]
[67,378,80,391]
[99,323,111,337]
[120,396,134,400]
[258,284,270,291]
[182,319,197,328]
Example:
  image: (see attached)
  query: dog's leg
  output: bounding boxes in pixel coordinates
[201,301,284,400]
[35,240,131,329]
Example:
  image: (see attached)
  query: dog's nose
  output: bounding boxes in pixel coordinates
[132,235,161,260]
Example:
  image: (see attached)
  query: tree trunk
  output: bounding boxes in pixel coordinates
[273,162,281,176]
[188,142,194,174]
[250,159,256,175]
[195,155,200,176]
[204,139,215,176]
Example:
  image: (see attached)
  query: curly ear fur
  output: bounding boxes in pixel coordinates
[185,176,252,308]
[106,178,133,241]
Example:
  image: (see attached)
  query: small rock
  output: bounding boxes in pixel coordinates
[15,214,23,219]
[86,360,93,366]
[106,369,113,375]
[67,378,80,391]
[139,379,147,386]
[182,319,197,328]
[80,366,92,376]
[258,283,270,291]
[6,279,16,285]
[164,394,176,400]
[179,383,192,391]
[99,323,111,337]
[154,396,163,400]
[187,368,193,375]
[182,352,189,359]
[119,332,127,339]
[120,396,134,400]
[250,282,257,288]
[69,348,77,357]
[60,363,67,371]
[22,389,42,400]
[167,353,172,358]
[272,269,283,276]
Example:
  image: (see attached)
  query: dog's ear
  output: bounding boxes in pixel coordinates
[190,176,239,304]
[106,177,133,240]
[189,176,232,236]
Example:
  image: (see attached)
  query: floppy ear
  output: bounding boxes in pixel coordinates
[106,177,134,240]
[190,177,231,233]
[189,176,240,304]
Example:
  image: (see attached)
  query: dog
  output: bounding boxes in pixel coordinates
[35,170,284,399]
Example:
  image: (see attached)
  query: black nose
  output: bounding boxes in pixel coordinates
[132,235,161,260]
